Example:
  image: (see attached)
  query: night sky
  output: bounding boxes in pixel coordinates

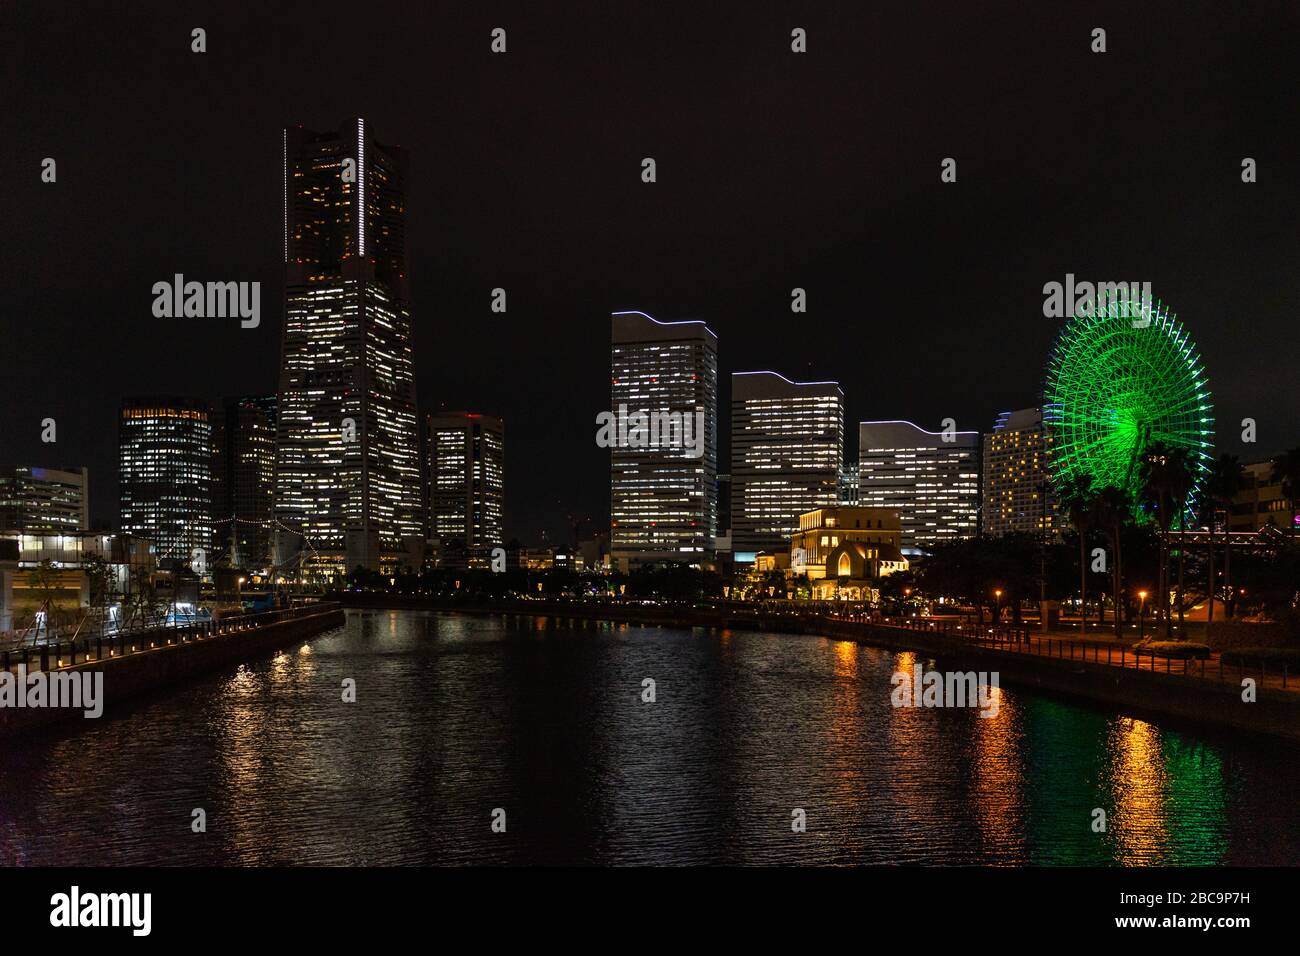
[4,1,1297,545]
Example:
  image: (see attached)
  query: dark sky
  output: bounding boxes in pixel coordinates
[3,1,1297,545]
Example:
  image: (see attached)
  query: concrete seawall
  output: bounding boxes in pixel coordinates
[832,621,1300,744]
[0,606,345,735]
[339,595,1300,743]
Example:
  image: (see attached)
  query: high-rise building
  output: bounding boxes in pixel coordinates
[858,420,979,551]
[609,310,718,570]
[119,397,212,565]
[838,465,860,505]
[1229,460,1297,532]
[730,371,843,559]
[0,466,89,533]
[211,396,277,568]
[274,119,422,574]
[425,412,505,565]
[981,407,1060,538]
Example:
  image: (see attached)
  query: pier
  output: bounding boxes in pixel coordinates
[0,601,344,734]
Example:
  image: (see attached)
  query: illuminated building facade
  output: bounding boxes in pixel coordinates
[980,407,1060,537]
[425,412,505,566]
[789,506,907,582]
[119,396,212,564]
[858,420,979,551]
[838,465,860,505]
[609,310,718,570]
[0,466,89,533]
[1230,460,1297,532]
[730,371,843,560]
[211,396,277,568]
[274,120,422,573]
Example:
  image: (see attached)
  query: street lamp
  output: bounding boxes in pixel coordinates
[994,588,1003,623]
[1138,590,1148,640]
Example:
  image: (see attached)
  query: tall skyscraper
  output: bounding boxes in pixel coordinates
[119,397,212,564]
[980,407,1060,538]
[609,310,718,570]
[730,371,843,559]
[425,412,505,565]
[274,120,422,573]
[211,396,277,568]
[838,465,860,505]
[0,466,89,533]
[858,420,979,551]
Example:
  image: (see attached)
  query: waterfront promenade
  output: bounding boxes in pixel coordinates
[0,601,345,734]
[339,593,1300,740]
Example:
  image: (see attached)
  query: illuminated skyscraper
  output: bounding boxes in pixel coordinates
[858,420,979,551]
[730,371,843,559]
[425,412,504,565]
[274,120,422,573]
[211,396,277,567]
[0,466,89,533]
[980,407,1060,537]
[119,397,212,565]
[609,310,718,570]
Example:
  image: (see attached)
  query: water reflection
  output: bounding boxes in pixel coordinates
[0,610,1294,865]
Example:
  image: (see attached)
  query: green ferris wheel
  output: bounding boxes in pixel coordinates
[1044,292,1215,516]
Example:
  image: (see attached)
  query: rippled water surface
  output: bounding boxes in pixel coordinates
[2,609,1298,865]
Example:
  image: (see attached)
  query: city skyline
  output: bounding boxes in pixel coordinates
[5,5,1297,545]
[4,0,1300,906]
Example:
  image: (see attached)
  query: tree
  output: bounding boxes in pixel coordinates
[26,559,62,639]
[1202,453,1243,624]
[1139,444,1196,637]
[82,552,114,637]
[1057,474,1097,625]
[1093,486,1132,638]
[1270,447,1300,542]
[122,562,159,631]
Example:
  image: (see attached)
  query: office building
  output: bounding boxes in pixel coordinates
[119,396,212,564]
[858,420,979,551]
[1230,460,1297,532]
[609,310,718,570]
[274,119,422,573]
[980,407,1060,537]
[425,412,505,565]
[730,371,843,559]
[0,466,89,533]
[211,396,277,568]
[838,465,859,505]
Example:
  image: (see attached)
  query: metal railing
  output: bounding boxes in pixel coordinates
[833,614,1292,693]
[0,602,340,674]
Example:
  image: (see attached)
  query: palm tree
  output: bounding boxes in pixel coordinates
[1202,454,1243,625]
[1270,447,1300,542]
[1056,474,1097,628]
[1140,444,1195,638]
[1093,485,1131,638]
